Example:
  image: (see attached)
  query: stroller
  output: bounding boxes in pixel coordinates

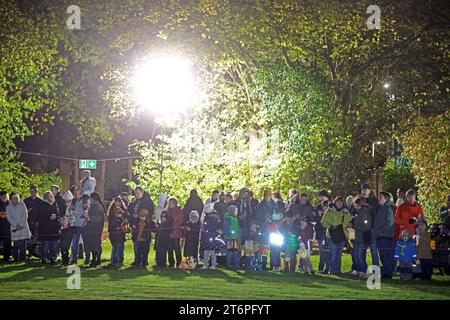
[430,224,450,275]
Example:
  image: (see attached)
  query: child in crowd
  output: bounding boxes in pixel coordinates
[299,217,314,274]
[155,211,174,268]
[201,205,221,269]
[243,223,260,270]
[182,210,201,267]
[283,212,300,272]
[395,230,417,280]
[108,207,128,267]
[266,210,284,272]
[416,220,433,280]
[224,205,240,270]
[131,208,154,270]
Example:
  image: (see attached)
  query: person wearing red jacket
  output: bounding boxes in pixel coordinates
[166,197,184,268]
[395,189,424,239]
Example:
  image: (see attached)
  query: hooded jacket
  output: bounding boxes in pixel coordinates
[6,201,31,241]
[320,206,352,239]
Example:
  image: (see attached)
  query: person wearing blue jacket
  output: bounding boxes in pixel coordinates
[394,230,417,280]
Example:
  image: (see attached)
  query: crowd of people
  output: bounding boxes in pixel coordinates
[1,168,449,282]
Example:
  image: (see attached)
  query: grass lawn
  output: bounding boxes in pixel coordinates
[0,241,449,300]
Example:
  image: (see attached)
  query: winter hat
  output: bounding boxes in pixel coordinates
[62,190,74,202]
[227,205,238,215]
[318,190,330,198]
[360,183,371,190]
[401,230,411,239]
[189,210,200,223]
[204,203,215,214]
[239,187,250,198]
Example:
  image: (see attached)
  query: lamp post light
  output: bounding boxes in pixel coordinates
[131,54,199,194]
[372,141,386,196]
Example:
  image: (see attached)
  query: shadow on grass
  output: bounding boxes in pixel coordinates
[1,259,450,298]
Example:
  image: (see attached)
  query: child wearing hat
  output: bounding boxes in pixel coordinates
[394,230,417,280]
[182,210,201,266]
[201,205,221,269]
[416,220,432,280]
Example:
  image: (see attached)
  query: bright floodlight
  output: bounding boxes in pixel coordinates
[132,54,198,117]
[269,232,284,247]
[383,83,390,89]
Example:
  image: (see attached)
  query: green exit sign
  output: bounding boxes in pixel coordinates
[395,156,411,168]
[79,159,97,169]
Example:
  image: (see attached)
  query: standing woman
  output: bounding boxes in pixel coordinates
[6,193,31,263]
[107,197,127,224]
[83,192,105,267]
[321,197,352,275]
[37,191,61,264]
[59,190,74,266]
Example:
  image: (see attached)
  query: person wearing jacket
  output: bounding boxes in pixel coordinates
[360,184,380,269]
[439,194,450,226]
[299,217,314,274]
[37,191,61,264]
[352,196,373,277]
[256,190,278,232]
[108,207,128,267]
[59,190,74,266]
[23,185,43,257]
[155,211,174,267]
[265,210,285,272]
[395,189,424,239]
[182,189,204,224]
[50,185,66,218]
[373,192,396,279]
[200,206,221,269]
[214,192,228,222]
[231,188,257,240]
[128,186,155,266]
[416,220,432,280]
[6,193,31,263]
[0,191,12,263]
[182,210,201,263]
[395,230,417,280]
[314,190,330,273]
[83,192,105,267]
[131,208,154,270]
[69,188,89,265]
[80,170,96,196]
[321,197,352,275]
[166,197,183,268]
[224,205,240,270]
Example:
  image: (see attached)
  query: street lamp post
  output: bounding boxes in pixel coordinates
[372,141,385,196]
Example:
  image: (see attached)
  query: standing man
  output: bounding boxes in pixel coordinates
[360,183,379,267]
[395,189,424,239]
[127,186,155,266]
[396,188,406,208]
[80,170,96,196]
[0,191,12,263]
[313,190,331,273]
[373,192,396,279]
[23,185,44,258]
[51,185,67,219]
[231,188,257,240]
